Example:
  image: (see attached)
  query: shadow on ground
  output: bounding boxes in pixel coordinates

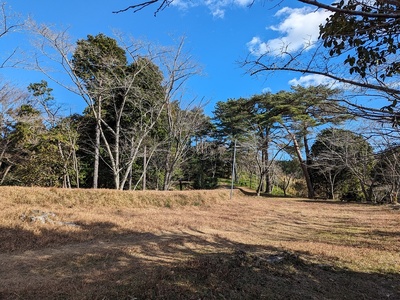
[1,222,399,300]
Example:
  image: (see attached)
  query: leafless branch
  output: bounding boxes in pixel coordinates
[299,0,400,18]
[113,0,174,16]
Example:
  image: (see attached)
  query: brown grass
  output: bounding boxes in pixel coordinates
[0,186,399,299]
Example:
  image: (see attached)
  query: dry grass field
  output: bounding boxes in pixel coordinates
[0,186,399,299]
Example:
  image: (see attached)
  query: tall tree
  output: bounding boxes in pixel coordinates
[213,98,253,188]
[311,128,353,200]
[72,34,166,190]
[311,128,376,202]
[264,85,348,199]
[161,103,210,190]
[28,80,79,188]
[152,38,203,190]
[6,104,67,186]
[72,34,128,189]
[248,93,288,195]
[213,85,348,198]
[0,81,29,184]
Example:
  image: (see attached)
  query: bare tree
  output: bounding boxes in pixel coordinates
[26,21,106,187]
[274,160,302,197]
[27,22,200,190]
[161,104,208,190]
[311,129,352,200]
[0,81,29,184]
[141,37,204,190]
[313,128,377,202]
[365,122,400,203]
[0,2,23,68]
[312,122,400,202]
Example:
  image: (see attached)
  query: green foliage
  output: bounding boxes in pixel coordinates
[72,33,168,189]
[311,128,375,201]
[277,160,300,176]
[213,98,253,141]
[319,0,400,109]
[6,104,60,186]
[292,180,308,198]
[271,185,285,196]
[28,80,54,102]
[183,141,226,190]
[72,33,128,82]
[212,85,348,197]
[340,179,364,202]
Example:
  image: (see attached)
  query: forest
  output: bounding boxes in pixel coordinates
[0,1,399,203]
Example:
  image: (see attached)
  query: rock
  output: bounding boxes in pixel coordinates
[20,210,79,227]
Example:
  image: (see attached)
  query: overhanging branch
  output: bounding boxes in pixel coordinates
[299,0,400,19]
[113,0,173,15]
[250,63,400,97]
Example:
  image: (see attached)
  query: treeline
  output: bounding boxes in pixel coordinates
[0,33,220,190]
[214,87,400,203]
[0,32,399,202]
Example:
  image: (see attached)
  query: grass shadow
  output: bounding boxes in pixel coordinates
[1,225,399,299]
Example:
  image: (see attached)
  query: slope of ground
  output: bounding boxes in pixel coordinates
[0,186,399,299]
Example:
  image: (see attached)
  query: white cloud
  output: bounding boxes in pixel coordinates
[170,0,191,9]
[234,0,253,6]
[201,0,253,18]
[246,37,268,57]
[248,6,331,56]
[212,8,225,18]
[288,74,336,87]
[262,87,272,94]
[170,0,254,19]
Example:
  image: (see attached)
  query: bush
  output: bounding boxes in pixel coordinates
[193,176,218,189]
[341,191,363,202]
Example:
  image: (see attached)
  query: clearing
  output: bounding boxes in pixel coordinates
[0,186,399,299]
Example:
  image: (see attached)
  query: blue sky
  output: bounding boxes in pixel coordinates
[1,0,331,116]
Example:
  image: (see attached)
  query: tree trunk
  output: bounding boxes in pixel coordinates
[264,149,272,194]
[303,133,314,195]
[143,145,147,191]
[330,178,335,200]
[265,170,272,194]
[0,165,11,185]
[163,168,173,190]
[282,178,290,197]
[293,134,314,198]
[256,174,264,196]
[93,104,101,189]
[283,124,314,199]
[72,147,80,188]
[256,146,266,196]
